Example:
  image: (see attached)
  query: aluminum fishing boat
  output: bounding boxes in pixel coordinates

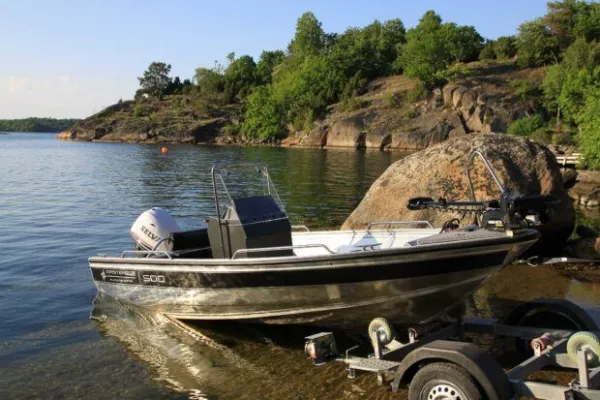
[88,151,556,330]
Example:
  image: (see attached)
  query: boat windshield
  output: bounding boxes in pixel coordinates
[211,163,286,218]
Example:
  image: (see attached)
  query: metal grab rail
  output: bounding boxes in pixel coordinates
[120,250,172,259]
[292,225,311,232]
[231,244,336,259]
[367,221,434,230]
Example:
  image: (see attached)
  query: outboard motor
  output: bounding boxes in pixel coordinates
[130,208,180,251]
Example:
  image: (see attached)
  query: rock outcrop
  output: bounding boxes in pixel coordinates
[568,170,600,208]
[285,64,541,152]
[58,62,544,150]
[57,99,236,144]
[342,134,575,256]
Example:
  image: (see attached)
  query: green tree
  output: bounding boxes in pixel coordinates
[137,62,172,99]
[542,64,567,124]
[272,55,338,130]
[573,2,600,41]
[561,37,600,71]
[542,38,600,126]
[181,78,193,95]
[224,55,257,102]
[516,19,560,67]
[545,0,588,49]
[397,10,481,87]
[494,36,517,59]
[397,11,449,87]
[558,68,596,125]
[288,12,326,58]
[255,50,285,85]
[443,24,483,63]
[166,76,183,95]
[241,85,285,140]
[579,81,600,169]
[479,40,497,60]
[194,66,224,96]
[327,18,406,93]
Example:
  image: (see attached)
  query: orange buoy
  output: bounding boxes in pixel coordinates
[161,147,169,154]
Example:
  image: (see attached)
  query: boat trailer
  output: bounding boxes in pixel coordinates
[305,299,600,399]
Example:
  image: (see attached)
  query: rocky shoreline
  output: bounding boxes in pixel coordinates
[57,64,543,152]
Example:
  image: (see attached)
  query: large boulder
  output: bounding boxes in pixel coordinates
[390,122,452,151]
[342,134,575,256]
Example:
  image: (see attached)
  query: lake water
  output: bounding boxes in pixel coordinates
[1,132,599,399]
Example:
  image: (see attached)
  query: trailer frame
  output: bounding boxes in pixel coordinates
[304,299,600,400]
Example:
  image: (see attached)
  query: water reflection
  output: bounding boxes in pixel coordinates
[113,144,406,230]
[90,293,367,400]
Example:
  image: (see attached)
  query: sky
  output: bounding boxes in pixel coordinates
[0,0,550,119]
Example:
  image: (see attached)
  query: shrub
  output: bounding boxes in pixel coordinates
[406,82,429,103]
[132,104,146,118]
[529,129,552,145]
[507,115,545,136]
[222,123,241,136]
[405,108,420,118]
[384,92,403,108]
[442,62,472,83]
[341,97,370,112]
[510,79,543,101]
[241,85,285,140]
[479,41,497,60]
[551,132,575,146]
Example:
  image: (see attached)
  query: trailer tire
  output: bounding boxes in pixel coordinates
[368,317,394,345]
[408,362,483,400]
[503,299,598,357]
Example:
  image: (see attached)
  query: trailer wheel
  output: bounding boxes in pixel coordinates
[567,331,600,367]
[408,362,483,400]
[368,317,395,345]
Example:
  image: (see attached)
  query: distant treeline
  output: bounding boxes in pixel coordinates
[0,118,81,133]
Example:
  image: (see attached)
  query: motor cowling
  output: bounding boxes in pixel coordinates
[130,208,180,251]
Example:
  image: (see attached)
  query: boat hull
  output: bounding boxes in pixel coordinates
[89,229,538,330]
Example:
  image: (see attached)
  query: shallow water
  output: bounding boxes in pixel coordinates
[1,132,599,399]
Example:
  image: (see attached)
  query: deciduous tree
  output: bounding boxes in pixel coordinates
[137,62,172,99]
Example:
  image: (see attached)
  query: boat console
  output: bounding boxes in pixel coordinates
[207,195,293,259]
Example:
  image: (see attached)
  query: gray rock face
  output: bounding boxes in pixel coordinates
[342,134,575,256]
[327,113,372,148]
[391,121,452,151]
[441,83,534,135]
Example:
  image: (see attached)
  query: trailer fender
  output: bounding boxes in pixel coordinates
[391,340,511,400]
[503,298,598,331]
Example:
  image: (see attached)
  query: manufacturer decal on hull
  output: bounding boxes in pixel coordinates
[97,269,139,284]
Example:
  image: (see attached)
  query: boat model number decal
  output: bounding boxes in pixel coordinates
[142,274,166,283]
